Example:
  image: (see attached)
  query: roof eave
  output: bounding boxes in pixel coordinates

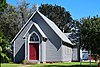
[37,11,73,46]
[11,11,38,44]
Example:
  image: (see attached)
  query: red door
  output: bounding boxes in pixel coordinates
[29,43,39,60]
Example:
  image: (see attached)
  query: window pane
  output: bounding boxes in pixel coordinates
[30,33,39,41]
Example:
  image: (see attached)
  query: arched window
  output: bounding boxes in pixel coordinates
[30,33,39,41]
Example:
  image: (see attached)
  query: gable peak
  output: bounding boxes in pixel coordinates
[33,4,39,11]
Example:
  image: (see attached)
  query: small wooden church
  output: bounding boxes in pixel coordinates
[11,10,74,63]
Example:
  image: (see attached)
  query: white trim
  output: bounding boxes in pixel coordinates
[28,36,29,60]
[29,41,39,43]
[37,11,73,45]
[33,23,47,38]
[13,41,15,62]
[23,22,47,39]
[61,40,63,61]
[28,31,40,62]
[11,11,37,43]
[25,38,27,59]
[23,22,34,38]
[12,10,73,46]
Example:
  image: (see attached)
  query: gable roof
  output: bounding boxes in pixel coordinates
[11,10,73,45]
[23,21,47,38]
[11,11,37,43]
[37,11,73,45]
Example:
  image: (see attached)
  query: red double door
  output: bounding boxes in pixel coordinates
[29,43,39,60]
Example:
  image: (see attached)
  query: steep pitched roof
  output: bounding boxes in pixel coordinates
[37,11,73,45]
[23,21,47,38]
[11,11,37,43]
[11,10,73,45]
[33,22,47,38]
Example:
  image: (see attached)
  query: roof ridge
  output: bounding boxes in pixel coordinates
[37,11,73,45]
[11,10,73,45]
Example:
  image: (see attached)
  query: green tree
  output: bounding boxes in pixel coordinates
[17,0,29,27]
[0,0,36,41]
[80,16,100,55]
[0,0,7,13]
[0,30,11,63]
[17,0,36,28]
[39,4,73,32]
[0,5,20,41]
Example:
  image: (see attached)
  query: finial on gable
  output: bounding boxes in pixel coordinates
[36,4,38,11]
[33,4,38,11]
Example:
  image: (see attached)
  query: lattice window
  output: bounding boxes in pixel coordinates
[30,33,39,41]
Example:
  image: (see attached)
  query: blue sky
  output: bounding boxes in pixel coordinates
[7,0,100,20]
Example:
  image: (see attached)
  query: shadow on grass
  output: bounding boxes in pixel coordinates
[44,65,97,67]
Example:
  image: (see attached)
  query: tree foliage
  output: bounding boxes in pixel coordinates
[39,4,73,32]
[16,0,30,27]
[0,5,20,41]
[0,0,8,13]
[17,0,37,28]
[0,0,35,62]
[80,16,100,55]
[0,30,11,63]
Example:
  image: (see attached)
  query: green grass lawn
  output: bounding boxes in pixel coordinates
[1,63,22,67]
[42,62,98,67]
[1,62,98,67]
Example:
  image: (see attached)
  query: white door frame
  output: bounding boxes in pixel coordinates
[28,31,40,62]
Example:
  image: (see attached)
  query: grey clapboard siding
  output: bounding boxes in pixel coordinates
[72,48,78,61]
[14,39,25,62]
[13,11,73,62]
[14,21,32,62]
[14,21,33,62]
[16,21,33,39]
[62,45,72,62]
[14,21,42,62]
[32,13,62,61]
[46,40,62,61]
